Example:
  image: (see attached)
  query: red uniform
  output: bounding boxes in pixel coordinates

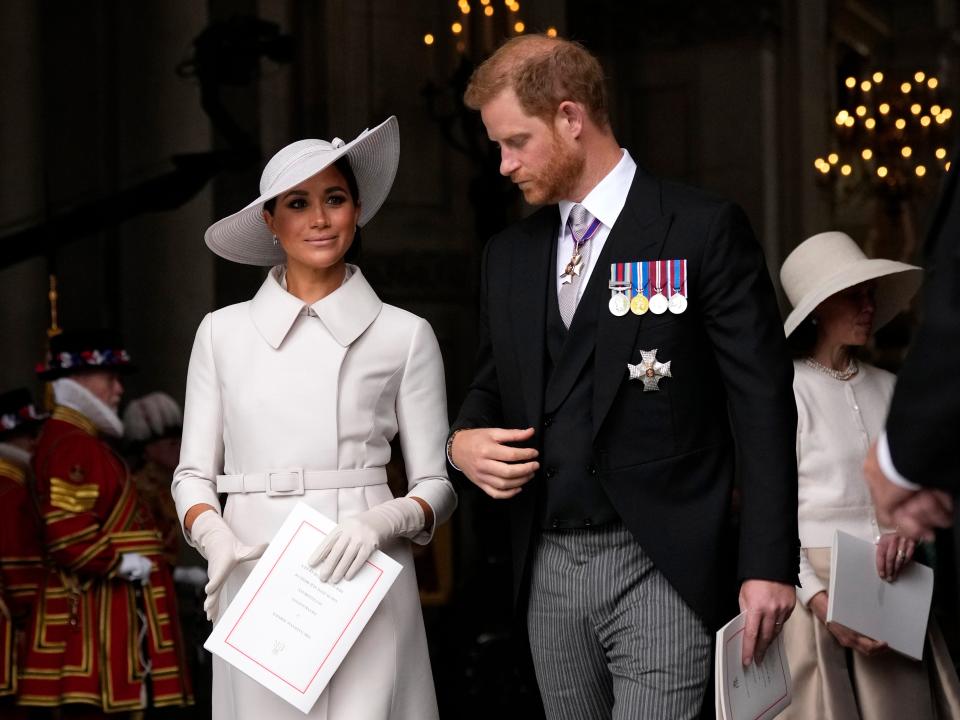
[0,455,45,699]
[17,405,193,711]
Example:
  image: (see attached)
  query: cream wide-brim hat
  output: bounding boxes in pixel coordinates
[204,116,400,266]
[780,231,923,337]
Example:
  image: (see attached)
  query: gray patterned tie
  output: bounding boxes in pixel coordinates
[558,204,594,328]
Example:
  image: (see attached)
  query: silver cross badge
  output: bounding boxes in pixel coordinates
[627,349,672,392]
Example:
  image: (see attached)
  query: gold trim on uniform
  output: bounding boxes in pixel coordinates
[51,406,97,436]
[46,525,98,554]
[0,458,25,484]
[25,586,92,669]
[0,617,12,694]
[69,535,113,572]
[49,477,100,513]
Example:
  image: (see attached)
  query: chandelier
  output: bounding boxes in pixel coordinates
[814,70,953,198]
[422,0,557,56]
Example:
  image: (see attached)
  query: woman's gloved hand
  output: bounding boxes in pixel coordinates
[191,510,267,621]
[308,498,425,584]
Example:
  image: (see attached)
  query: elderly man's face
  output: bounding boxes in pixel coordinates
[72,370,124,411]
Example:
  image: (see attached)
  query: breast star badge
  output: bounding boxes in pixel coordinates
[627,349,672,392]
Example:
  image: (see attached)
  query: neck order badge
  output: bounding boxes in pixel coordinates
[561,210,602,286]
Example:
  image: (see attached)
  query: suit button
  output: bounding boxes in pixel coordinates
[551,518,560,529]
[588,465,597,476]
[584,518,592,528]
[544,415,554,428]
[545,466,557,478]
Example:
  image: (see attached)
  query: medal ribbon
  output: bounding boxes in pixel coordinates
[572,217,602,252]
[610,262,634,292]
[670,258,687,297]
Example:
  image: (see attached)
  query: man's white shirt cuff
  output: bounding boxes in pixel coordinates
[878,430,922,491]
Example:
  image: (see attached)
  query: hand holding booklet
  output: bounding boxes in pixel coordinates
[827,529,933,660]
[204,502,402,713]
[715,612,792,720]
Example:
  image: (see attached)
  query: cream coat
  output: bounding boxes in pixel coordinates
[173,265,457,720]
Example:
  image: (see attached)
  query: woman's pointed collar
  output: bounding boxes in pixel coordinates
[250,265,383,349]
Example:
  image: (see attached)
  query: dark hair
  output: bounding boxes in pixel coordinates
[788,315,866,362]
[263,155,360,212]
[787,316,818,358]
[263,156,362,261]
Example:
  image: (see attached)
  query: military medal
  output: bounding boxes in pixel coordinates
[649,295,668,314]
[630,261,649,315]
[631,294,649,315]
[648,260,669,314]
[608,262,632,317]
[609,293,630,316]
[668,258,688,314]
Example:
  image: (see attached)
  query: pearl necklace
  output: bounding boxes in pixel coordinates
[803,357,859,381]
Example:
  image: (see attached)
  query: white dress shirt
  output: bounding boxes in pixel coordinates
[877,430,922,490]
[556,149,637,303]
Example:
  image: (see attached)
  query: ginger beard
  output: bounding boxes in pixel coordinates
[515,128,586,205]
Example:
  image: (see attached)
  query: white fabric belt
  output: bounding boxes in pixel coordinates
[216,467,387,495]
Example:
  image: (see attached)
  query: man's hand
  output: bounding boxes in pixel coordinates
[864,441,915,527]
[893,490,954,542]
[451,427,539,499]
[865,441,953,541]
[875,532,915,582]
[739,580,796,666]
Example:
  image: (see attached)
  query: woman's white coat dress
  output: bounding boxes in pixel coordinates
[173,265,457,720]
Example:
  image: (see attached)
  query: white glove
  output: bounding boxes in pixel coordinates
[308,498,425,584]
[123,391,182,442]
[172,565,208,589]
[191,511,267,621]
[118,552,153,585]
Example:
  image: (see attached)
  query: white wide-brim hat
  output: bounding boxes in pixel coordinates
[780,231,923,337]
[204,116,399,266]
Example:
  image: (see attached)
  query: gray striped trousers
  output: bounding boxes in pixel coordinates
[526,522,711,719]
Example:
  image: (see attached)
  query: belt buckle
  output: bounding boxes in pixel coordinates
[265,468,305,496]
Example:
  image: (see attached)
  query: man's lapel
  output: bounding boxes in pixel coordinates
[542,169,673,419]
[510,211,556,428]
[592,171,673,438]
